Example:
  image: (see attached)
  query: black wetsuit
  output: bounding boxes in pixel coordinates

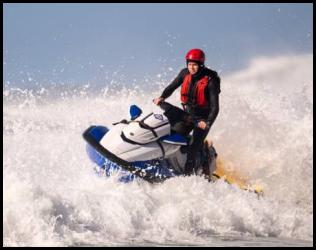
[159,67,221,175]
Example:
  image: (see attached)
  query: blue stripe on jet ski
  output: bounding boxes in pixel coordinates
[161,133,188,145]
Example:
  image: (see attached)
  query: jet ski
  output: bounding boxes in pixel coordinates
[82,102,263,195]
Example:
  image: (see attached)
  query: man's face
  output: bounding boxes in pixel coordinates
[187,62,199,75]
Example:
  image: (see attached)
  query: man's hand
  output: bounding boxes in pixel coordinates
[153,97,165,105]
[197,120,208,130]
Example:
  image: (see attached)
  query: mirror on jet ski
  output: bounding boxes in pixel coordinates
[129,105,142,120]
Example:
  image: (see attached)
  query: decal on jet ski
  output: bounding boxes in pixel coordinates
[154,114,164,121]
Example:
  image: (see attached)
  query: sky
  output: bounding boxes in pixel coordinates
[3,3,313,87]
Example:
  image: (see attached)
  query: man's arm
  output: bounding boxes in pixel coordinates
[206,75,221,128]
[160,68,187,99]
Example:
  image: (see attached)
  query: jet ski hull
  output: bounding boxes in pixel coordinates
[83,125,177,183]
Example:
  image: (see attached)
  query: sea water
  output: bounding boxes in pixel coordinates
[3,54,313,246]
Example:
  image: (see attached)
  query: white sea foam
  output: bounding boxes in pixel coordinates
[3,54,313,246]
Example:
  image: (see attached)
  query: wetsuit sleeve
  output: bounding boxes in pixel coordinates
[206,75,221,128]
[160,68,187,99]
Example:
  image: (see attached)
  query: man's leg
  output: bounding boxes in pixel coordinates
[160,102,192,127]
[184,127,210,175]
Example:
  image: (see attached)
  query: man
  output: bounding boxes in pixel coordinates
[153,48,220,175]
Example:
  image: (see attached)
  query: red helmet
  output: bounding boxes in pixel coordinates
[185,48,205,64]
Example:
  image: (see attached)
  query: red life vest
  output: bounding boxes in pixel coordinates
[180,74,209,108]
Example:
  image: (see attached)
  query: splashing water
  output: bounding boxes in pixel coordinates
[3,54,313,246]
